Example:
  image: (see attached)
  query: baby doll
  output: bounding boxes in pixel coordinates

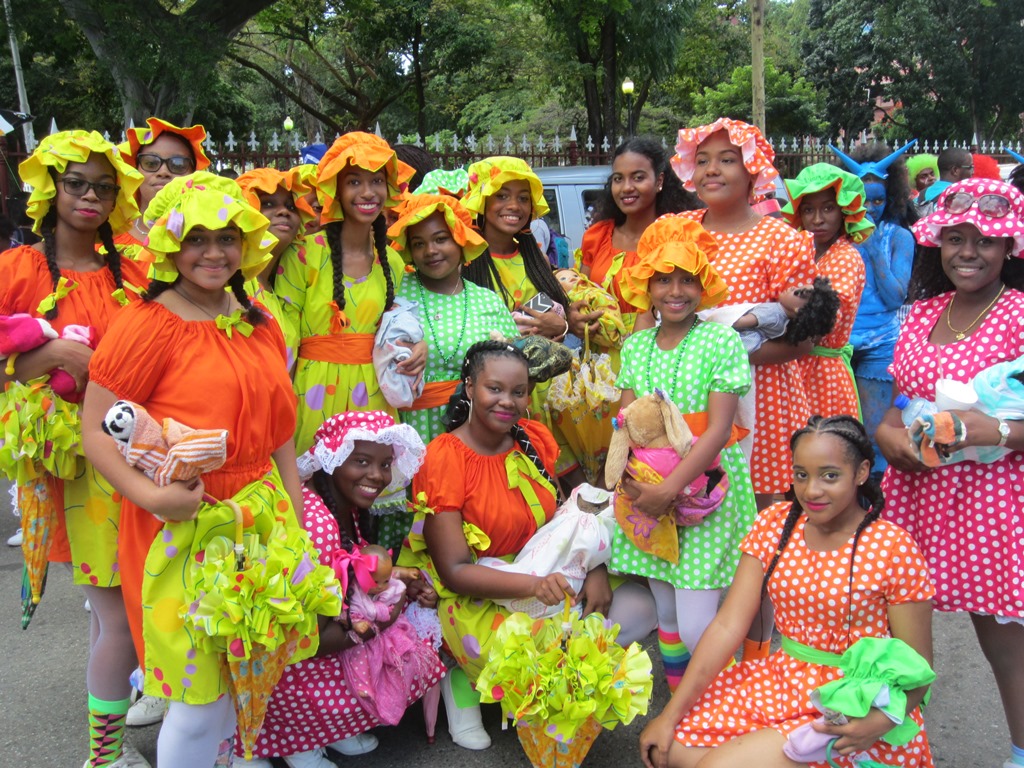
[373,297,426,408]
[0,314,94,402]
[605,390,729,565]
[555,268,625,348]
[709,277,841,354]
[332,542,440,726]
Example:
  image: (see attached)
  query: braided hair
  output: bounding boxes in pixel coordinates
[37,201,126,322]
[445,340,557,491]
[311,467,378,562]
[324,215,395,323]
[465,214,570,314]
[760,415,884,644]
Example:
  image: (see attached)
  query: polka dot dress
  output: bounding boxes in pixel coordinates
[609,321,757,588]
[246,486,441,758]
[673,502,937,768]
[883,290,1024,618]
[799,237,866,419]
[681,210,818,494]
[397,275,518,444]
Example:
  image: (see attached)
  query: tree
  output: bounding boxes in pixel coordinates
[692,59,824,136]
[531,0,699,144]
[58,0,275,125]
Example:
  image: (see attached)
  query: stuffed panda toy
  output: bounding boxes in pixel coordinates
[102,400,137,445]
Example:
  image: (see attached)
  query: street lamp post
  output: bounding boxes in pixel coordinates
[621,77,634,137]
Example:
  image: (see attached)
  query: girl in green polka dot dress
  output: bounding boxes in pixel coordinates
[388,193,519,445]
[612,215,757,692]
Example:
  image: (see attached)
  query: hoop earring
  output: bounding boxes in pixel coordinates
[467,398,474,424]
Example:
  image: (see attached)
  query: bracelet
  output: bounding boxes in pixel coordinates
[4,351,19,376]
[996,418,1011,448]
[555,316,569,341]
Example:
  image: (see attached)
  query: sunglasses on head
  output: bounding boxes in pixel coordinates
[136,153,195,175]
[58,176,120,201]
[943,191,1011,218]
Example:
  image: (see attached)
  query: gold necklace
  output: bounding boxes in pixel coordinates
[174,286,231,320]
[945,284,1005,341]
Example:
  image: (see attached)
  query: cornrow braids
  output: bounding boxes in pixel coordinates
[143,279,176,302]
[372,214,395,313]
[39,208,61,320]
[761,415,885,645]
[444,339,530,431]
[325,221,347,312]
[96,221,125,296]
[228,270,267,326]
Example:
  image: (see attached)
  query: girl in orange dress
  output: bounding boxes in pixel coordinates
[581,136,699,333]
[672,118,817,506]
[83,172,304,768]
[781,164,871,420]
[639,416,936,768]
[115,117,211,260]
[0,130,148,768]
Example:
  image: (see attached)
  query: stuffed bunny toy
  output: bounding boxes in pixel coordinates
[605,389,729,564]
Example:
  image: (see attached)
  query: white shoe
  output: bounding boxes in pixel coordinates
[6,527,22,546]
[81,742,152,768]
[283,747,337,768]
[440,673,491,750]
[327,731,378,756]
[84,599,91,612]
[126,694,166,727]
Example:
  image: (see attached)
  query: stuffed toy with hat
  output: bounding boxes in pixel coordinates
[0,314,95,402]
[605,389,729,564]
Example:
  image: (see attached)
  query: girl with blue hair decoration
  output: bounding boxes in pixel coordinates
[829,141,919,479]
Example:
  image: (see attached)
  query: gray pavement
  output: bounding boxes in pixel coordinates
[0,499,1008,768]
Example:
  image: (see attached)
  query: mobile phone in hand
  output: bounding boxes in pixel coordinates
[523,292,555,313]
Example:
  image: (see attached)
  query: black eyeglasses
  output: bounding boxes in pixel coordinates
[58,176,120,201]
[136,153,195,175]
[943,191,1012,218]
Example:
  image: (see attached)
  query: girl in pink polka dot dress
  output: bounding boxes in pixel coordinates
[877,178,1024,768]
[639,416,936,768]
[239,411,444,768]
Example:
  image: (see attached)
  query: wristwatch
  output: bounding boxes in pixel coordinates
[996,418,1011,448]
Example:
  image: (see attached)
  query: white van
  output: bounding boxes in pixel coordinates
[534,166,611,252]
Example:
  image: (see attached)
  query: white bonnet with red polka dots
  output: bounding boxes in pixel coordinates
[297,410,426,493]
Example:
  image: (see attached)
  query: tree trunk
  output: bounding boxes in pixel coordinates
[750,0,767,132]
[412,23,427,140]
[599,16,618,144]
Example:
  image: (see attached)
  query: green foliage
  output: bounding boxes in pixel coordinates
[692,60,824,136]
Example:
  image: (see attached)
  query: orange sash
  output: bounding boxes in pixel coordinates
[298,333,375,364]
[399,379,458,412]
[682,412,749,449]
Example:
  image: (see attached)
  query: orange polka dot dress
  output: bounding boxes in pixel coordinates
[800,237,866,419]
[680,211,817,494]
[674,502,936,767]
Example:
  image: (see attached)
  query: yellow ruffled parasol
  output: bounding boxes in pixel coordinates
[181,500,342,759]
[0,378,84,627]
[477,599,653,768]
[546,328,620,486]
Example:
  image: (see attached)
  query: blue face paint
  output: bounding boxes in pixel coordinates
[864,181,887,224]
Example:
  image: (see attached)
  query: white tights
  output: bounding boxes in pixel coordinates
[158,695,236,768]
[649,579,722,651]
[607,579,659,646]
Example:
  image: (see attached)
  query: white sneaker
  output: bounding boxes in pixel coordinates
[6,528,22,546]
[81,742,152,768]
[126,694,167,727]
[440,673,491,750]
[327,731,378,756]
[283,747,337,768]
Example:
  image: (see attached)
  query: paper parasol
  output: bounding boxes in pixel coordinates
[0,377,84,627]
[181,499,342,759]
[477,599,653,768]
